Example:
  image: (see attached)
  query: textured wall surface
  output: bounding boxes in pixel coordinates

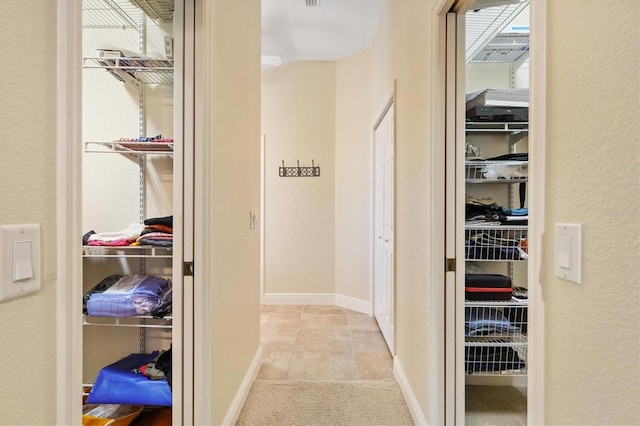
[544,1,640,424]
[206,0,262,423]
[262,61,336,295]
[334,49,374,303]
[0,1,58,424]
[382,0,433,419]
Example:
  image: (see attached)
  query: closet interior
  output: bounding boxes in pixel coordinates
[81,0,176,423]
[462,1,530,422]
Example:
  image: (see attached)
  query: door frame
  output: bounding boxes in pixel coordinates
[56,1,83,423]
[433,0,547,424]
[55,1,198,423]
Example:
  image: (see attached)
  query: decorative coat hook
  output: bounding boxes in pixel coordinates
[279,160,320,177]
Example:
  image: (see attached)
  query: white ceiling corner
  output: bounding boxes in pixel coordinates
[261,0,384,69]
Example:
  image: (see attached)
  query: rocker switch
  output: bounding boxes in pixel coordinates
[554,223,581,283]
[0,224,41,302]
[557,235,572,269]
[13,240,34,282]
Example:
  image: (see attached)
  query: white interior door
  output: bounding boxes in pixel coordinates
[444,11,467,425]
[374,100,395,354]
[174,0,195,423]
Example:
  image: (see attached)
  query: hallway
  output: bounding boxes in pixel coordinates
[236,305,414,425]
[259,305,393,380]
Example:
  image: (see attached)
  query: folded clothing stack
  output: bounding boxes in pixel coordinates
[84,274,172,318]
[85,223,145,247]
[465,307,520,336]
[137,216,173,247]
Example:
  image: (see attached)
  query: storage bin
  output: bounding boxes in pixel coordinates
[465,274,512,301]
[82,404,143,426]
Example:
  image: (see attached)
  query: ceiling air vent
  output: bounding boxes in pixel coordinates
[306,0,319,7]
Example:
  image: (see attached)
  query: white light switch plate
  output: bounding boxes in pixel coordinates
[554,223,581,283]
[0,224,41,302]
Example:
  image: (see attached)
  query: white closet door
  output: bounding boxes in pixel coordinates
[444,11,467,425]
[172,0,195,423]
[374,100,395,354]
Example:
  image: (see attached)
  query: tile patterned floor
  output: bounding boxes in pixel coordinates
[259,305,394,381]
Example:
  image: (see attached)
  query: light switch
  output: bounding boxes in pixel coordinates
[0,224,40,302]
[557,234,572,269]
[554,223,582,283]
[13,240,34,282]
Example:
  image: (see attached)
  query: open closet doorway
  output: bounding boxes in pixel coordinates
[57,0,198,423]
[438,0,545,424]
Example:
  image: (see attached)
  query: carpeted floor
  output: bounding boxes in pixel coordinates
[465,385,527,425]
[236,380,415,426]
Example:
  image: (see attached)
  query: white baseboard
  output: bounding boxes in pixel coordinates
[393,356,429,426]
[334,294,372,315]
[263,293,371,315]
[222,345,262,426]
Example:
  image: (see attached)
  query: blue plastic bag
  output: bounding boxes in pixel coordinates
[86,352,172,406]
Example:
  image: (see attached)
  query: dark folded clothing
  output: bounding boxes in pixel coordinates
[485,153,528,161]
[138,238,173,247]
[465,345,525,373]
[151,301,172,318]
[465,240,522,261]
[154,346,172,389]
[144,216,173,228]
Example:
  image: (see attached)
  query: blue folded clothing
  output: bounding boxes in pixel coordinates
[465,307,520,336]
[85,274,172,317]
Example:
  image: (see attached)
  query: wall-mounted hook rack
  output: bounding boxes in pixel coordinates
[279,160,320,177]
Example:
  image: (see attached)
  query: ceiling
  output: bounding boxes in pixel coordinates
[261,0,529,70]
[261,0,384,69]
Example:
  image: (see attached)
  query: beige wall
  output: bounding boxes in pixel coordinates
[0,1,58,424]
[262,61,336,295]
[378,0,434,419]
[544,1,639,424]
[205,0,262,424]
[261,54,375,303]
[334,50,374,302]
